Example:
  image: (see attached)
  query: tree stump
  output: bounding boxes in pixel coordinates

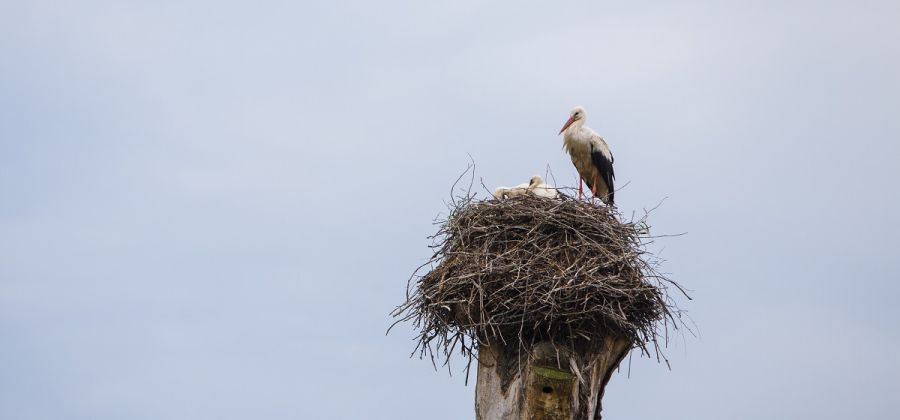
[475,337,631,420]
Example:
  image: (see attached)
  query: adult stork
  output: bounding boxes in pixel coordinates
[558,106,615,205]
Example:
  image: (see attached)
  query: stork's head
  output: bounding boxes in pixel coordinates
[558,106,586,135]
[529,175,545,187]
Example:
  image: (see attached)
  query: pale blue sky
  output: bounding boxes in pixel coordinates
[1,1,899,419]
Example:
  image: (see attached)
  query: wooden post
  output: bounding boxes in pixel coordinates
[475,337,631,420]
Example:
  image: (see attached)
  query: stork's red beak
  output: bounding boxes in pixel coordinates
[558,116,575,135]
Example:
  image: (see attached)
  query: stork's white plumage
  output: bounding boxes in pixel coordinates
[527,175,559,199]
[494,175,559,199]
[558,106,615,204]
[493,181,531,199]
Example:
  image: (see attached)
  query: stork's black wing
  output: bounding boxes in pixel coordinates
[590,145,615,204]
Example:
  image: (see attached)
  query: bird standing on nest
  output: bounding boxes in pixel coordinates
[558,106,615,205]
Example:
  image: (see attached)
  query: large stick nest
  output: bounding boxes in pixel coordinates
[392,193,689,372]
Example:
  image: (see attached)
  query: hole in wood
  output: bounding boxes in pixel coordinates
[542,386,553,394]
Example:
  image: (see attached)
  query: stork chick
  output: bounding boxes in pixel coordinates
[494,175,559,199]
[527,175,559,199]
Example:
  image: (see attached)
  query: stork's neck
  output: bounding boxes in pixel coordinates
[564,119,587,137]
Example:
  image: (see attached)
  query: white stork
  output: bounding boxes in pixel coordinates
[527,175,559,199]
[493,175,559,199]
[558,106,615,204]
[493,181,531,199]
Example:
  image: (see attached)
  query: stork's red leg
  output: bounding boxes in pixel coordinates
[578,177,584,200]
